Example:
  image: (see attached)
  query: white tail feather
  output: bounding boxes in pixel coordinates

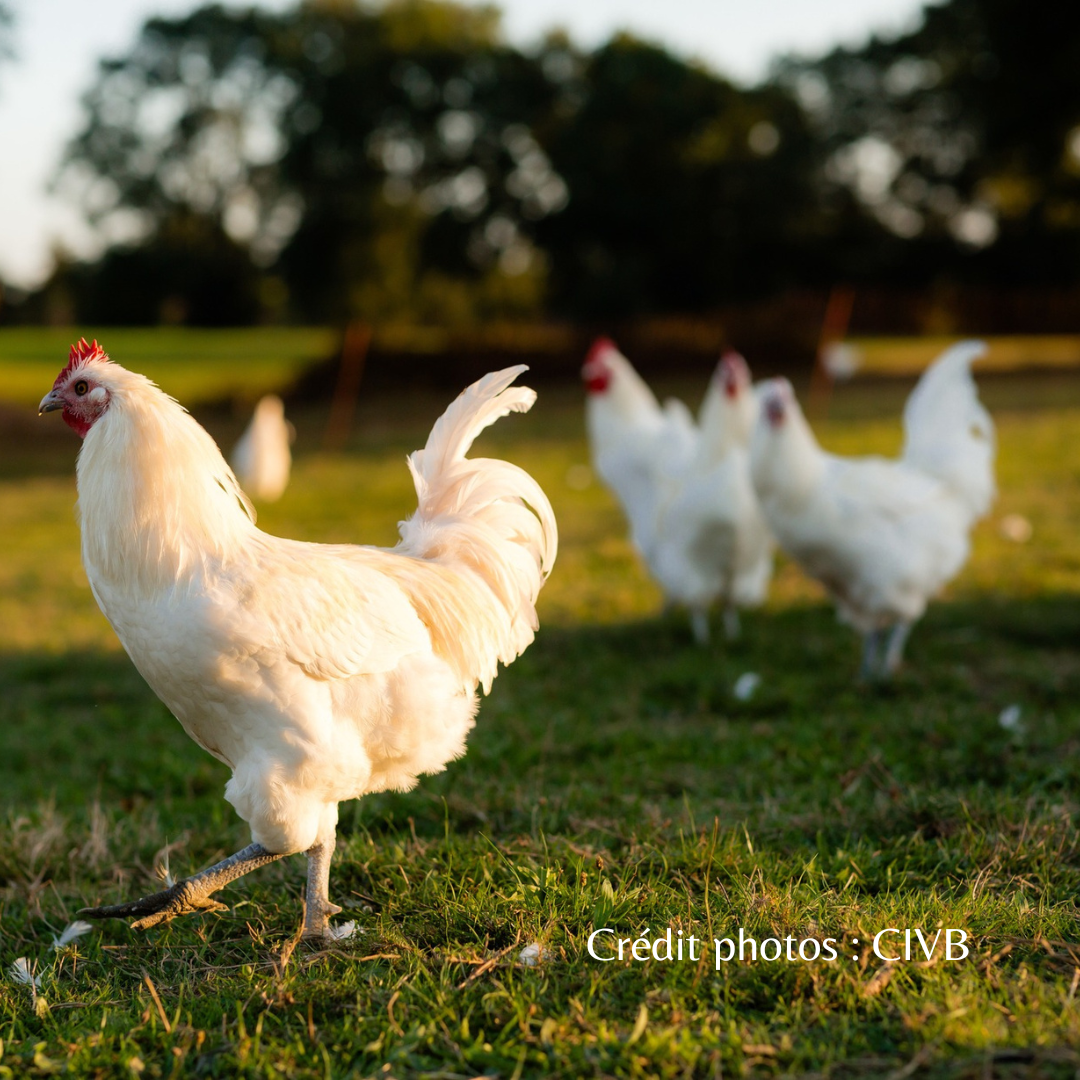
[901,340,996,522]
[395,367,557,692]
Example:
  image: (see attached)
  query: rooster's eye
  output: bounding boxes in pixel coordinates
[74,380,89,396]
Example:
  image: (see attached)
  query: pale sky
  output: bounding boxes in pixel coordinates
[0,0,930,290]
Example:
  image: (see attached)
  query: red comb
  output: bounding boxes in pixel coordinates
[582,336,618,392]
[585,336,617,367]
[54,338,109,389]
[69,338,108,367]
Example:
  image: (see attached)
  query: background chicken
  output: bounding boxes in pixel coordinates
[749,340,994,678]
[40,340,557,941]
[582,337,696,561]
[231,394,295,502]
[647,353,775,643]
[584,341,772,642]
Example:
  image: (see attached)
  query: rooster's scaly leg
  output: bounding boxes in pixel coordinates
[302,836,343,940]
[80,843,284,930]
[690,609,710,645]
[722,605,741,641]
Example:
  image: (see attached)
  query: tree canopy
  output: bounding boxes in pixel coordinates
[51,0,829,324]
[40,0,1080,326]
[778,0,1080,286]
[535,35,820,316]
[55,1,565,323]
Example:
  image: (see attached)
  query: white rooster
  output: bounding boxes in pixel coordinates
[231,394,294,502]
[583,340,772,642]
[40,339,557,941]
[749,340,994,678]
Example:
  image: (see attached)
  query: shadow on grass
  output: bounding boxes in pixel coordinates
[6,592,1077,865]
[0,648,227,811]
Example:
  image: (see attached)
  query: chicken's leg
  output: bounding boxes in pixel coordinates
[80,843,284,930]
[882,621,913,676]
[723,605,741,641]
[859,630,882,681]
[690,608,710,645]
[303,836,344,940]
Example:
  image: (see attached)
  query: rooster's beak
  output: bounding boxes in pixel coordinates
[38,390,64,415]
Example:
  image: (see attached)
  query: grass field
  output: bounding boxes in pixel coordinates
[3,328,1079,411]
[0,328,338,409]
[0,346,1079,1077]
[850,335,1080,376]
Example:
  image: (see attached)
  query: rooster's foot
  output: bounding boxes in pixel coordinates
[79,881,230,929]
[301,837,348,941]
[79,842,284,930]
[302,899,346,942]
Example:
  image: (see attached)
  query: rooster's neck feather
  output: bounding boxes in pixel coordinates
[77,375,256,592]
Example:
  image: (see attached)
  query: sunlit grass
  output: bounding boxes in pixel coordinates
[852,334,1080,375]
[0,362,1078,1076]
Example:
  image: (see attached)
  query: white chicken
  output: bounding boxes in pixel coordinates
[231,394,294,502]
[40,339,557,941]
[582,337,696,560]
[749,340,994,678]
[648,353,775,643]
[583,340,773,642]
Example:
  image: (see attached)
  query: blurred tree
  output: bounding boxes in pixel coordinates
[778,0,1080,287]
[55,0,564,324]
[535,34,822,317]
[54,0,838,324]
[56,211,264,325]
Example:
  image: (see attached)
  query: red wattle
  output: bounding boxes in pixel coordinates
[62,409,92,439]
[585,370,611,393]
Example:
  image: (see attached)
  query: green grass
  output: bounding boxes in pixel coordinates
[0,327,338,408]
[851,335,1080,376]
[2,327,1078,414]
[0,360,1078,1077]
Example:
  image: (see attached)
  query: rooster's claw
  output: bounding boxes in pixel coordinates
[79,879,229,929]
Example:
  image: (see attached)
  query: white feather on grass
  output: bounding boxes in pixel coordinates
[324,921,357,942]
[10,957,42,989]
[519,942,545,966]
[155,854,176,889]
[998,704,1024,733]
[733,672,762,701]
[52,920,94,950]
[11,957,49,1017]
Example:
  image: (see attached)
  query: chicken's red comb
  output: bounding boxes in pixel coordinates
[719,350,748,371]
[69,338,108,367]
[585,336,617,367]
[54,338,109,389]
